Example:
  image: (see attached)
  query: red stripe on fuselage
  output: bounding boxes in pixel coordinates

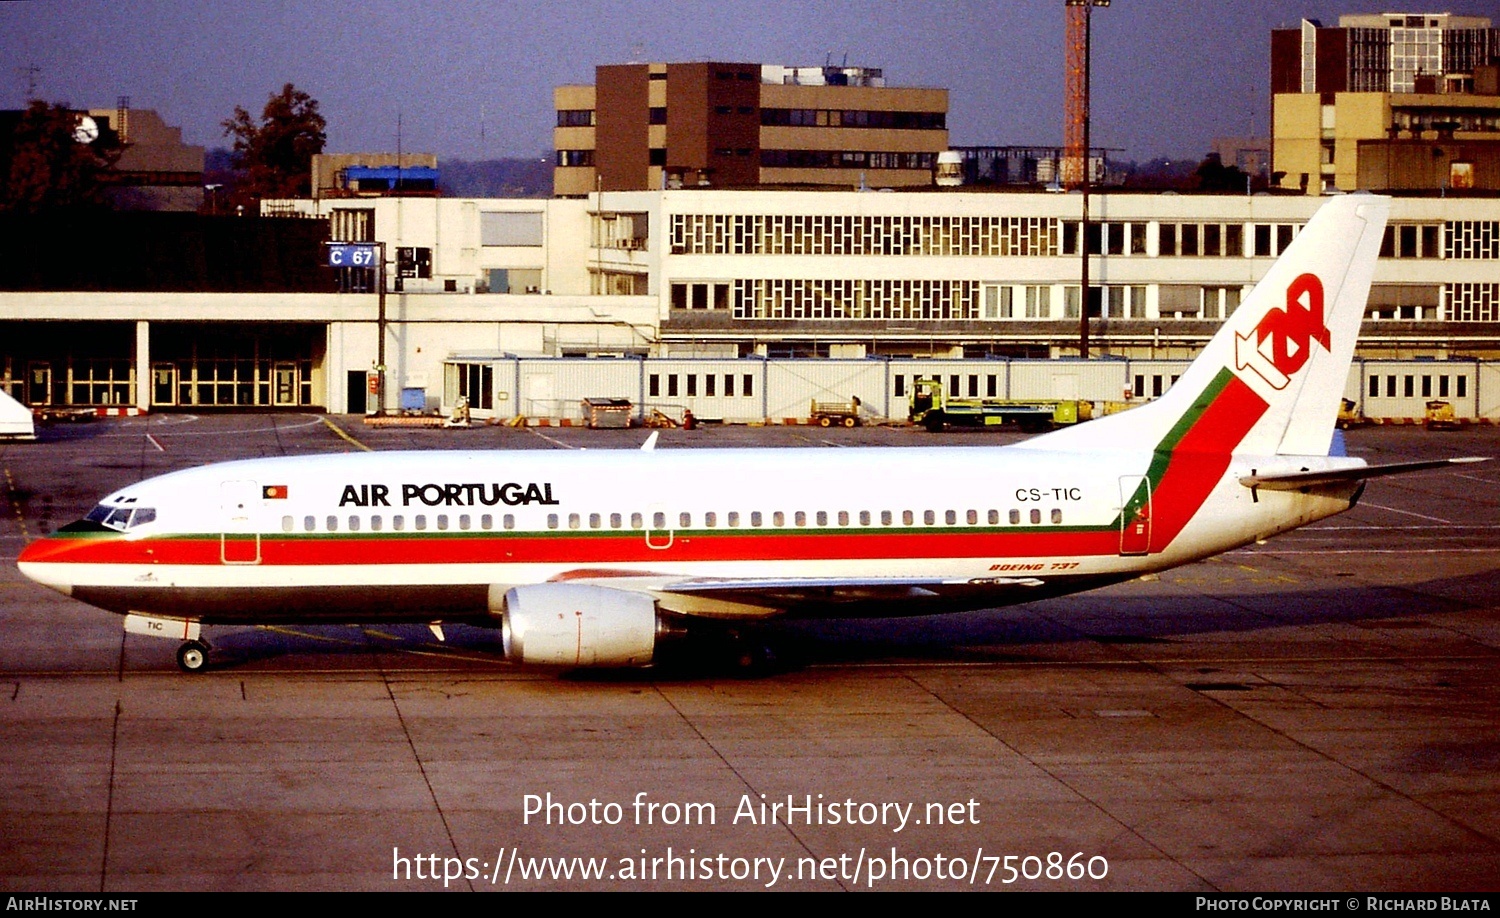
[1149,374,1268,547]
[21,527,1124,567]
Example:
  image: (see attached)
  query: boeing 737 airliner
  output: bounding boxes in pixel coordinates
[16,194,1484,672]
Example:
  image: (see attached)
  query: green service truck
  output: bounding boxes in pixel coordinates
[908,378,1092,433]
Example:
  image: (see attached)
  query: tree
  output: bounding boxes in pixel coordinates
[2,100,121,213]
[222,83,326,201]
[1192,152,1254,193]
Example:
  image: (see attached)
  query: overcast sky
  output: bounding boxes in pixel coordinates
[3,1,1497,163]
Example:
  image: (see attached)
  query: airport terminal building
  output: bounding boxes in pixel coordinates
[1,188,1497,421]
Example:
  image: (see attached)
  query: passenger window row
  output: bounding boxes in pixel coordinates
[541,506,1065,530]
[281,506,1071,534]
[281,513,516,533]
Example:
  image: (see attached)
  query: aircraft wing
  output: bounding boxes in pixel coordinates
[1239,456,1488,491]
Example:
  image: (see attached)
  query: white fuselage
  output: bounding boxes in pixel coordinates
[18,444,1358,624]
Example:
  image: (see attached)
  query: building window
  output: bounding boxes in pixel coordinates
[1383,224,1442,259]
[1024,285,1050,319]
[1158,223,1177,256]
[447,362,493,411]
[1445,222,1499,260]
[761,108,945,130]
[395,247,431,279]
[669,213,1056,257]
[761,149,936,170]
[731,278,979,322]
[1447,283,1499,322]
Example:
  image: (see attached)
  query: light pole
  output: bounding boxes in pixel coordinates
[1066,0,1109,358]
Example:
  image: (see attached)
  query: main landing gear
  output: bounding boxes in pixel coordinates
[176,639,211,673]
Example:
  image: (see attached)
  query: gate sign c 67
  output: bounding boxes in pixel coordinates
[327,243,378,268]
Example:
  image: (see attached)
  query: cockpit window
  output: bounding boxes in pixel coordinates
[83,503,156,532]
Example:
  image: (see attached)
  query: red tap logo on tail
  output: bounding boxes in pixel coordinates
[1234,273,1329,390]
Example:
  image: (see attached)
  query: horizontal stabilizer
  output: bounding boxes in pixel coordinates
[1239,456,1488,491]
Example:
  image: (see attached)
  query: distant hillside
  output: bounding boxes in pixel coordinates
[439,158,552,198]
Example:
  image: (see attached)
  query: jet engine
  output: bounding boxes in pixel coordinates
[495,583,668,667]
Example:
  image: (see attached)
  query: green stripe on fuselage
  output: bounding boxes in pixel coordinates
[1117,367,1236,527]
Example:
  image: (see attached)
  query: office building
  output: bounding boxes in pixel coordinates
[1271,12,1500,192]
[553,62,948,196]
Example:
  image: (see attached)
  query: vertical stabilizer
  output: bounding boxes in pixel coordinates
[1020,194,1389,458]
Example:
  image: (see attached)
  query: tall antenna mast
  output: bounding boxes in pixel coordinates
[18,64,40,101]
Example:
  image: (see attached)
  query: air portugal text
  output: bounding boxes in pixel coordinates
[338,482,560,508]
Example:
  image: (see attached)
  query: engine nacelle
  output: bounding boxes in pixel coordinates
[497,583,662,667]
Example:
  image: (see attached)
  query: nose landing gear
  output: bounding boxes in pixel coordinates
[176,639,211,673]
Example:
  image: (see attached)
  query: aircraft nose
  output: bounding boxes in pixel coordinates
[16,536,76,596]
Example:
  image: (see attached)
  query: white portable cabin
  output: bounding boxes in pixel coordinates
[0,389,35,440]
